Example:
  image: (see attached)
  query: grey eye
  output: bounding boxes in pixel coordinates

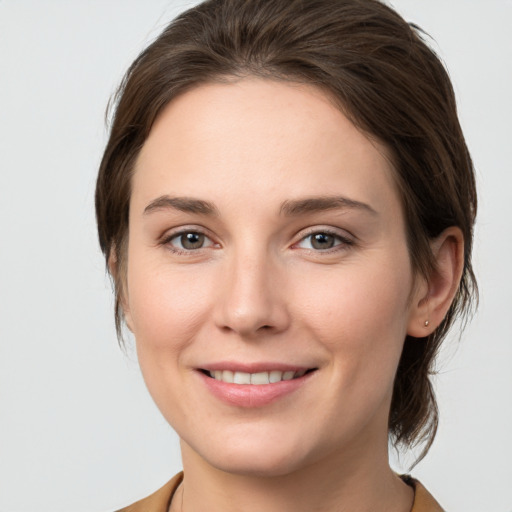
[167,231,215,251]
[179,232,205,250]
[310,233,336,250]
[296,230,352,252]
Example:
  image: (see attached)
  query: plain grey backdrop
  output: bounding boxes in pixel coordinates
[0,1,511,511]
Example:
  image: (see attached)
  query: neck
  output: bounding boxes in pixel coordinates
[175,435,413,512]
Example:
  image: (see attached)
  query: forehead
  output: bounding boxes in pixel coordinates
[132,78,400,218]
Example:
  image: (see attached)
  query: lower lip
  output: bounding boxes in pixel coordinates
[199,371,314,408]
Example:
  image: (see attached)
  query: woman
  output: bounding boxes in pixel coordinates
[95,0,477,510]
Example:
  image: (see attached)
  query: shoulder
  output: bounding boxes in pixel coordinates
[402,475,445,512]
[115,472,443,512]
[116,472,183,512]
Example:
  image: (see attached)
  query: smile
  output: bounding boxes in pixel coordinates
[205,369,309,385]
[199,366,317,407]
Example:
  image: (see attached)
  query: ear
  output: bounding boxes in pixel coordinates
[108,247,134,333]
[407,227,464,338]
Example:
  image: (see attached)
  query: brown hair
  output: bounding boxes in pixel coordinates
[95,0,477,460]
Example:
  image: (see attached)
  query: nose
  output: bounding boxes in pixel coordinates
[213,249,291,338]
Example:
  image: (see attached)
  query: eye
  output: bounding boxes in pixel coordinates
[166,231,215,251]
[296,231,351,251]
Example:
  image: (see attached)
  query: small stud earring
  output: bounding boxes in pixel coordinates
[424,320,430,327]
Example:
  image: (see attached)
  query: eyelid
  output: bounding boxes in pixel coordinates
[158,224,354,253]
[292,226,355,251]
[159,225,218,253]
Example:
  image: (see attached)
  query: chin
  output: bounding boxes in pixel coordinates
[207,449,308,478]
[183,427,325,478]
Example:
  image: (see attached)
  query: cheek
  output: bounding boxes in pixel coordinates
[126,254,214,356]
[125,257,217,421]
[296,256,413,378]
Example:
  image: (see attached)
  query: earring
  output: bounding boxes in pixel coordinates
[424,320,430,327]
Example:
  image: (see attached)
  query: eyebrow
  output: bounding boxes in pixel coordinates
[143,195,219,216]
[280,196,377,216]
[143,194,377,218]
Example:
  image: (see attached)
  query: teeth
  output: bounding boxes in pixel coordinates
[269,370,283,383]
[222,370,234,383]
[208,369,308,385]
[251,372,270,385]
[233,371,251,384]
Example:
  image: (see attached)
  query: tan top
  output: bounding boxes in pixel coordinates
[116,472,444,512]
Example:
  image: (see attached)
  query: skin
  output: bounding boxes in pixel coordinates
[120,79,463,512]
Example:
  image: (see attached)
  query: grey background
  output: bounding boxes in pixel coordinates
[0,1,510,511]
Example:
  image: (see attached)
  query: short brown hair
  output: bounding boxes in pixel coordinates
[95,0,477,460]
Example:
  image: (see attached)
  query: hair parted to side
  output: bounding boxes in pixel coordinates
[95,0,477,462]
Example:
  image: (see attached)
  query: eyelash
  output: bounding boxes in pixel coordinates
[293,229,354,253]
[160,227,354,255]
[160,228,216,255]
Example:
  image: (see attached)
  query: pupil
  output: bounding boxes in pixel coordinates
[182,232,204,249]
[312,233,334,249]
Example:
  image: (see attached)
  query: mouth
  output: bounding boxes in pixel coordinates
[201,368,317,385]
[197,363,318,407]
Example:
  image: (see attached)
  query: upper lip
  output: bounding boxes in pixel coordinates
[198,361,315,373]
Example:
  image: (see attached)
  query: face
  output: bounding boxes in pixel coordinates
[124,79,424,477]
